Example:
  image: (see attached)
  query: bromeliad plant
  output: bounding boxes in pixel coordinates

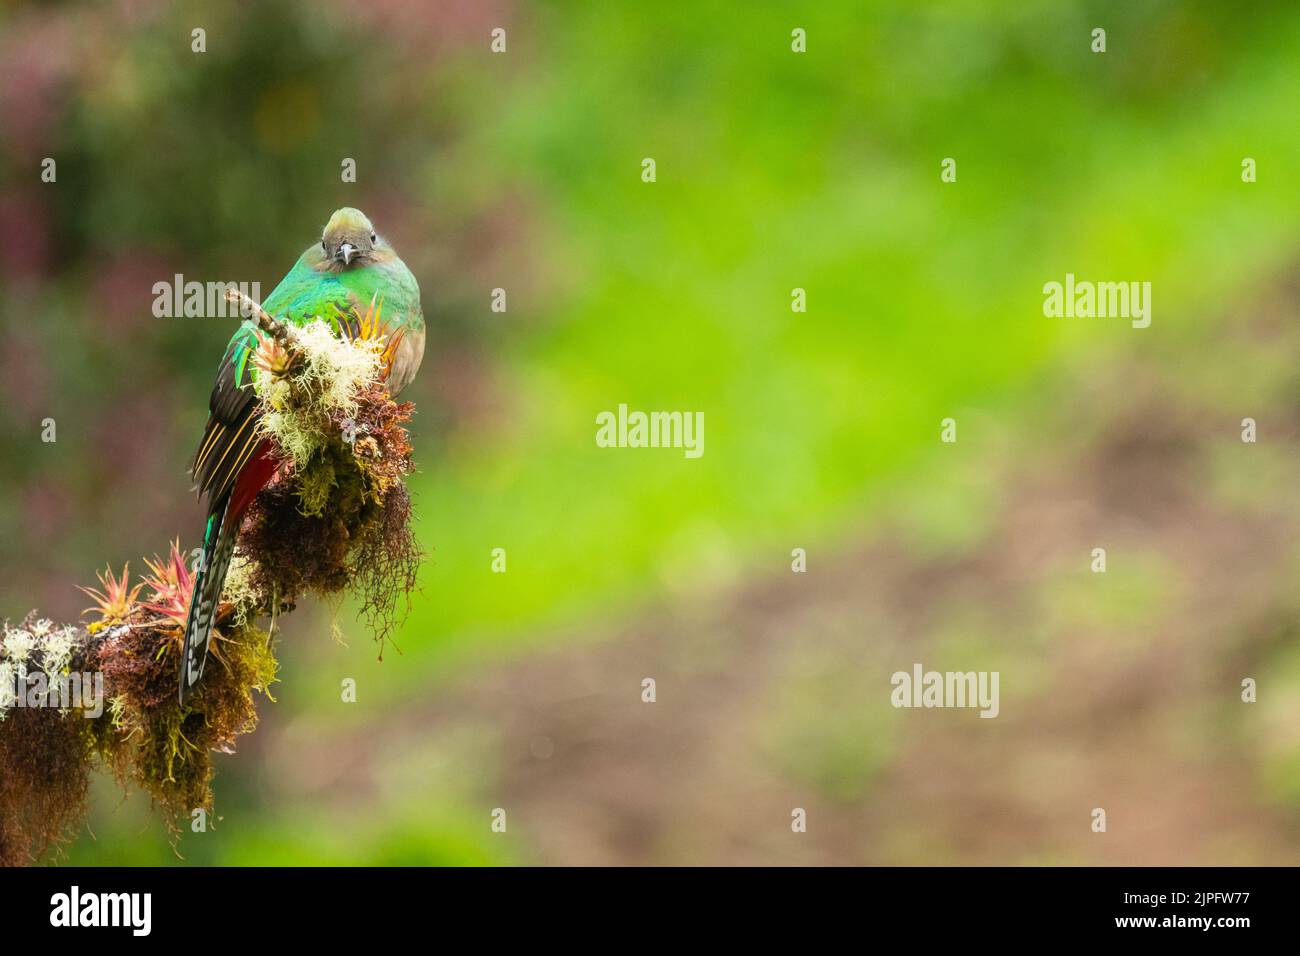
[0,292,422,867]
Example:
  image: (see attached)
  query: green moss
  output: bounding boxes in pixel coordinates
[2,328,416,863]
[118,621,278,829]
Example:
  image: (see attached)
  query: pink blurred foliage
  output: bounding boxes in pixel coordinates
[92,252,181,335]
[461,193,534,290]
[341,0,516,58]
[90,391,170,485]
[429,345,503,434]
[0,14,78,163]
[20,480,69,548]
[0,320,51,423]
[0,0,168,168]
[0,191,54,280]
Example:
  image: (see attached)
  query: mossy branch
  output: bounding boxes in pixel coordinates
[0,308,422,866]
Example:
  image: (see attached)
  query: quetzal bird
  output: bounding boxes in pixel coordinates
[180,208,425,705]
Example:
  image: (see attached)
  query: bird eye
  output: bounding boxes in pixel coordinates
[370,232,377,244]
[321,239,327,251]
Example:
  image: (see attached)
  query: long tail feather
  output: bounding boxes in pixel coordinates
[179,496,237,706]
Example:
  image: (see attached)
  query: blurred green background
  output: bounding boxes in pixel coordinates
[2,0,1300,864]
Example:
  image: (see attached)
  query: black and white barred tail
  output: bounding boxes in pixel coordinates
[179,495,237,706]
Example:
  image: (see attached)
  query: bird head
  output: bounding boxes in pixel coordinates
[321,207,381,268]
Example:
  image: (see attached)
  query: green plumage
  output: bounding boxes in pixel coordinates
[180,208,425,706]
[194,208,425,507]
[225,214,425,396]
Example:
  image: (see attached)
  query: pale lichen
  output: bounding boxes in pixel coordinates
[255,317,385,471]
[219,554,261,627]
[39,625,78,679]
[0,312,420,866]
[2,627,35,665]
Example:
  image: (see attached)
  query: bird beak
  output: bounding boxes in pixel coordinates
[338,243,356,265]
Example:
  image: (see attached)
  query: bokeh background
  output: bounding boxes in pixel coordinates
[2,0,1300,864]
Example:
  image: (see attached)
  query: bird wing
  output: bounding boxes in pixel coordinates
[191,247,328,501]
[192,322,262,503]
[193,244,424,500]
